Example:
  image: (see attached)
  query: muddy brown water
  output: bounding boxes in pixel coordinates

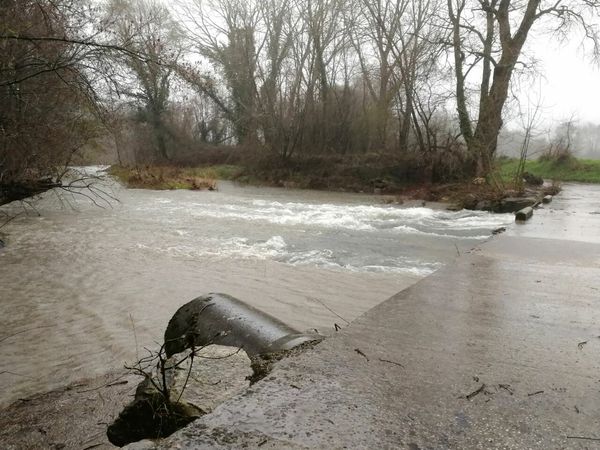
[0,169,512,408]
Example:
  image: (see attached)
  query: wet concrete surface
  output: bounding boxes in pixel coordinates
[152,183,600,449]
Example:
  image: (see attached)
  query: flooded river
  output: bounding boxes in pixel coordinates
[0,171,512,407]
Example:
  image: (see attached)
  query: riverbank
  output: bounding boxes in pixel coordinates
[109,161,560,213]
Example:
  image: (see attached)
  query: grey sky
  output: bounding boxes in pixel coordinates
[533,38,600,125]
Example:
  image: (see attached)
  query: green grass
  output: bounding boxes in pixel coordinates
[496,157,600,184]
[189,164,244,180]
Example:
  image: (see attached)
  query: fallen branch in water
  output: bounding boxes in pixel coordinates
[76,373,131,394]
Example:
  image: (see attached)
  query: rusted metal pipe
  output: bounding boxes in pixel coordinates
[164,293,322,357]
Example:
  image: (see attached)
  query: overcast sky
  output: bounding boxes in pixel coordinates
[530,37,600,127]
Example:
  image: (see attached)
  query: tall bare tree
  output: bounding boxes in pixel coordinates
[107,0,183,161]
[448,0,600,176]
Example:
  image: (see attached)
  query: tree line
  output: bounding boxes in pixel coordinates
[1,0,599,201]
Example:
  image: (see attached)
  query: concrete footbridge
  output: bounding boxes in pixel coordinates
[149,184,600,449]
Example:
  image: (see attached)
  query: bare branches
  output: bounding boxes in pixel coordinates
[0,34,151,63]
[1,0,598,187]
[443,0,600,175]
[125,328,239,414]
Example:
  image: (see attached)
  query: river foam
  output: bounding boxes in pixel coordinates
[126,193,511,275]
[161,199,512,238]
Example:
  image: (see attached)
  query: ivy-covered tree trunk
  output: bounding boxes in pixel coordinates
[449,0,542,177]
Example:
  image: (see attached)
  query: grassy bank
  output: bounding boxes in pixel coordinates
[497,157,600,184]
[107,162,537,212]
[109,165,242,190]
[108,156,566,211]
[109,155,433,194]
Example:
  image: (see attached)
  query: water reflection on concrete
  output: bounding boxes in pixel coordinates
[508,183,600,243]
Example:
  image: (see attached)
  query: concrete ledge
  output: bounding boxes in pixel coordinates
[154,249,600,449]
[515,206,533,221]
[150,184,600,449]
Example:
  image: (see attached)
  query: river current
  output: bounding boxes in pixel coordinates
[0,169,512,406]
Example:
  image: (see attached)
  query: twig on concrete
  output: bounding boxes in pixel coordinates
[379,358,404,368]
[463,384,486,400]
[498,384,514,395]
[577,341,588,350]
[82,444,103,450]
[354,348,369,361]
[566,436,600,442]
[527,390,544,397]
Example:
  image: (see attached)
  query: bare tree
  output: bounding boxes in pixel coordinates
[178,0,260,145]
[447,0,600,176]
[0,1,104,203]
[514,91,543,189]
[107,0,184,162]
[0,0,157,203]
